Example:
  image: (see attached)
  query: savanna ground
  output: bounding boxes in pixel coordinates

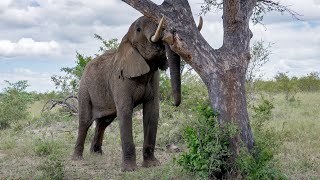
[0,74,319,179]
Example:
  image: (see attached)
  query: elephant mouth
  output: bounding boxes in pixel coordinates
[135,42,164,56]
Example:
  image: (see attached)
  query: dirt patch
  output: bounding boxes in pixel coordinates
[0,151,6,159]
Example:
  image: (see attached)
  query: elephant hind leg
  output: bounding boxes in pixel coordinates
[72,90,93,160]
[90,117,114,154]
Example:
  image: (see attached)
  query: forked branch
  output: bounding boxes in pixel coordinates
[42,95,78,115]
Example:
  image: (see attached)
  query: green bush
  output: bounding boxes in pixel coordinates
[237,98,287,179]
[36,154,64,180]
[251,98,274,132]
[34,138,62,157]
[159,71,172,102]
[177,102,237,179]
[237,131,287,180]
[0,80,33,129]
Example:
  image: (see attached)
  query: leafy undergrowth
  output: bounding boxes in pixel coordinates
[0,92,319,179]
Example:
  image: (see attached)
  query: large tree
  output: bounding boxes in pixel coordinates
[121,0,298,163]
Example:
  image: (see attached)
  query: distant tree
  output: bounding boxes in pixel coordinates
[274,72,298,101]
[297,72,320,92]
[201,0,301,24]
[46,36,119,114]
[0,80,33,129]
[246,40,272,102]
[94,34,119,53]
[51,53,92,95]
[51,36,119,95]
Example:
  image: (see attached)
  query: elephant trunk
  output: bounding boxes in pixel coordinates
[165,44,181,106]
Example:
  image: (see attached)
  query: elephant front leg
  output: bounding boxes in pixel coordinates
[142,99,160,168]
[117,102,137,172]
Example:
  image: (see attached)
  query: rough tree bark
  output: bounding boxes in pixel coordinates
[122,0,255,160]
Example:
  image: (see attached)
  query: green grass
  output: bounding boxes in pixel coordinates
[28,101,45,118]
[268,93,320,179]
[0,92,319,179]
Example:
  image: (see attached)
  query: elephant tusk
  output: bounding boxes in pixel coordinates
[197,16,203,31]
[151,16,164,42]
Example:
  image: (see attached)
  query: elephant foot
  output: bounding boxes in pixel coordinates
[121,161,138,172]
[142,157,160,168]
[71,154,84,161]
[90,146,103,154]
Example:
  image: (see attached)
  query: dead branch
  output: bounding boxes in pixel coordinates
[41,95,78,115]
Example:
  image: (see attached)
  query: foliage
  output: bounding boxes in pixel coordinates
[0,80,33,129]
[237,98,287,179]
[34,138,62,157]
[51,52,92,95]
[51,36,119,95]
[251,98,274,132]
[246,40,272,103]
[237,144,287,180]
[297,72,320,92]
[159,71,172,102]
[274,72,298,101]
[254,72,320,98]
[0,82,319,178]
[247,40,272,82]
[200,0,301,24]
[177,102,237,179]
[36,154,64,180]
[94,34,119,53]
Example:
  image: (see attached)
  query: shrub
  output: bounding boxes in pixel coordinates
[237,130,287,180]
[36,154,64,180]
[0,80,33,129]
[251,98,274,132]
[237,98,287,179]
[177,102,237,179]
[34,138,62,157]
[159,71,172,102]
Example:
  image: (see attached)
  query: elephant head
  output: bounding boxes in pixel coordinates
[116,16,182,106]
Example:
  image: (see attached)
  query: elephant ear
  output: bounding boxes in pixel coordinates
[116,39,150,78]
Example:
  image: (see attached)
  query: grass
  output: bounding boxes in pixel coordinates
[268,92,320,179]
[0,92,319,179]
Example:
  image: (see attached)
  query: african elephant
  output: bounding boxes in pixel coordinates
[72,16,183,171]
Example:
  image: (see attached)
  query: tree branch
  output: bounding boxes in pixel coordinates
[42,95,78,115]
[223,0,242,25]
[121,0,161,21]
[122,0,216,76]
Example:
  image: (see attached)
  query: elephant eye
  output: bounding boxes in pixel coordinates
[136,27,141,32]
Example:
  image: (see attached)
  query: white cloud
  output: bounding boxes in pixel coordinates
[13,68,36,74]
[0,0,319,91]
[250,20,320,78]
[0,68,56,92]
[0,38,61,57]
[0,0,11,13]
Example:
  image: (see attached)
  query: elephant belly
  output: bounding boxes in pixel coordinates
[133,84,149,104]
[92,106,117,120]
[89,90,117,120]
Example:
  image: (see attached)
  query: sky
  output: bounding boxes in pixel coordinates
[0,0,319,92]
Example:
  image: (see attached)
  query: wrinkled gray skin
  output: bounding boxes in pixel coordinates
[72,16,181,172]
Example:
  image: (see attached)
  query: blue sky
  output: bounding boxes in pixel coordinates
[0,0,319,92]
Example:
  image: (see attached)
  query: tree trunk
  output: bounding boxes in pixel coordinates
[122,0,255,161]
